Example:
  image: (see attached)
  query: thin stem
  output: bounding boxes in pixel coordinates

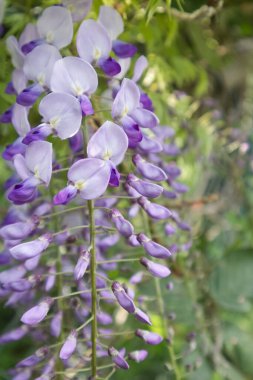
[88,199,98,379]
[53,287,109,300]
[76,315,94,332]
[53,224,115,236]
[97,258,140,265]
[55,363,114,375]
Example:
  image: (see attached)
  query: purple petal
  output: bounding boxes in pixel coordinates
[53,184,77,205]
[8,178,39,205]
[22,123,52,144]
[0,326,28,344]
[21,39,44,54]
[112,40,137,58]
[16,83,44,107]
[98,57,121,77]
[62,0,92,22]
[140,92,154,111]
[69,130,83,153]
[79,94,94,116]
[109,165,121,187]
[0,106,13,123]
[122,116,143,148]
[134,308,152,325]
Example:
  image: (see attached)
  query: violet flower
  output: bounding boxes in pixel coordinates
[59,330,77,360]
[108,346,129,370]
[21,298,54,325]
[135,329,163,345]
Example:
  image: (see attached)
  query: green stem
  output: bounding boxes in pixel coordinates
[88,199,97,379]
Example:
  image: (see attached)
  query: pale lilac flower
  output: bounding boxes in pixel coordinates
[21,298,53,325]
[134,308,152,325]
[17,44,61,106]
[59,330,77,360]
[37,6,73,49]
[0,217,38,241]
[76,19,120,76]
[50,57,98,115]
[23,92,82,143]
[11,104,31,137]
[45,266,56,292]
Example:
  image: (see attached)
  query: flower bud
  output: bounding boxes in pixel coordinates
[17,347,49,367]
[135,329,163,345]
[21,297,53,325]
[108,346,129,370]
[0,326,28,343]
[127,174,163,198]
[10,233,52,261]
[137,233,171,259]
[134,308,152,325]
[138,197,172,220]
[140,257,171,278]
[112,282,136,313]
[128,350,148,362]
[132,154,167,181]
[111,209,134,237]
[59,330,77,360]
[53,184,77,205]
[50,311,62,338]
[97,311,113,325]
[74,250,90,280]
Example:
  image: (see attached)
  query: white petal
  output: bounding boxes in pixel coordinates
[98,6,124,40]
[50,57,98,96]
[25,141,52,185]
[37,6,73,49]
[87,121,128,165]
[12,104,30,137]
[39,92,82,139]
[23,44,61,87]
[76,19,111,62]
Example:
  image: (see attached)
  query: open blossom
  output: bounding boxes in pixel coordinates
[23,92,82,143]
[50,56,98,115]
[54,121,128,203]
[8,141,52,205]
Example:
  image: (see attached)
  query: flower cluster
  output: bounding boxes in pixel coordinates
[0,3,191,379]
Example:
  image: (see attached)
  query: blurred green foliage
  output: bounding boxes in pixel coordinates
[1,0,253,379]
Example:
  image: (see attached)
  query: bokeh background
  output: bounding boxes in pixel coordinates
[0,0,253,379]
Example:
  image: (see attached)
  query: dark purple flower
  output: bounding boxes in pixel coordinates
[112,40,137,58]
[127,174,163,198]
[138,197,172,220]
